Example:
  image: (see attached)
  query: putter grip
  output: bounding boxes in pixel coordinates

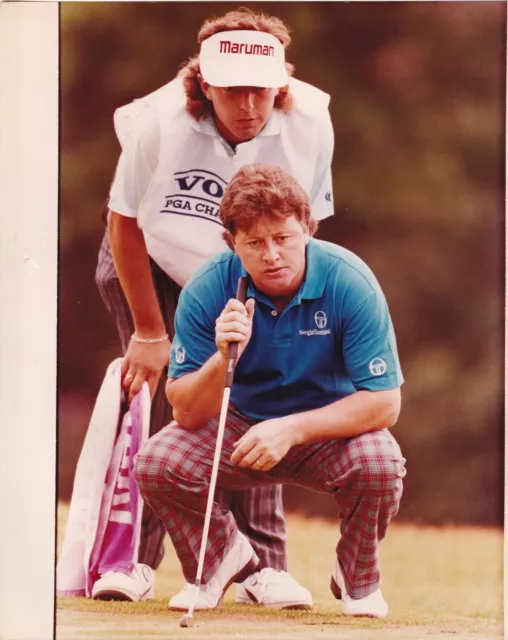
[225,276,248,388]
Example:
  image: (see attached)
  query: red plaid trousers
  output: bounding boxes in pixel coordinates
[134,408,406,599]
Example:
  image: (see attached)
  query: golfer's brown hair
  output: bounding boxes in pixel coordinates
[178,8,294,120]
[219,164,317,248]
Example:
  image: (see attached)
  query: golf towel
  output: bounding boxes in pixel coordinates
[56,358,150,597]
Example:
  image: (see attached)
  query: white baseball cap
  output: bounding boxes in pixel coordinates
[199,30,290,89]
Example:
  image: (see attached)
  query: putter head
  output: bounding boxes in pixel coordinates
[179,583,200,627]
[179,613,194,628]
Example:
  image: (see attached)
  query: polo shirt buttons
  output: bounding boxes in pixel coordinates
[271,310,278,316]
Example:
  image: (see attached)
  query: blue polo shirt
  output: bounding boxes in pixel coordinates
[168,239,403,420]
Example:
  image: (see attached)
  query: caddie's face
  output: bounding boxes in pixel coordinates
[232,215,309,309]
[201,83,278,144]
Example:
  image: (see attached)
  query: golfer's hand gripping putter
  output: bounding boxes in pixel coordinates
[225,276,248,388]
[179,276,248,628]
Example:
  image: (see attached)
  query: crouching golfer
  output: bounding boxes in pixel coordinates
[134,163,406,617]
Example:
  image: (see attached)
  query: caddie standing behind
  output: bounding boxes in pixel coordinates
[94,8,334,607]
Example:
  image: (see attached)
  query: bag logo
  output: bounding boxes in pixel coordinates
[369,358,387,376]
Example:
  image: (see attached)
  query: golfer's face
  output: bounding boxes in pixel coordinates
[205,85,278,144]
[233,215,308,308]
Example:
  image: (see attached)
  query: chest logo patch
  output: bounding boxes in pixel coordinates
[300,310,331,336]
[369,358,387,376]
[175,346,186,364]
[314,311,327,329]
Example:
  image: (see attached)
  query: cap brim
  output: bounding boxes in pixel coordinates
[200,58,289,89]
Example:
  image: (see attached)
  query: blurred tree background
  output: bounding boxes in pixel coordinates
[58,2,505,525]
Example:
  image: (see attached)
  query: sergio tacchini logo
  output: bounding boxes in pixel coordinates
[175,346,186,364]
[299,311,331,336]
[314,311,327,329]
[369,358,387,376]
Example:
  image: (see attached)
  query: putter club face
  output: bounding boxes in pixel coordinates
[179,613,193,628]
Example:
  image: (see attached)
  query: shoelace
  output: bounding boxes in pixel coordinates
[100,564,149,581]
[250,568,294,588]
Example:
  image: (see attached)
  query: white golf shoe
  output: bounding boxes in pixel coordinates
[235,568,313,609]
[330,558,388,618]
[168,532,259,611]
[91,563,155,601]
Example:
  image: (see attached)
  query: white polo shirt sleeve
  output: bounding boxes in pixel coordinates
[309,108,334,220]
[108,106,160,218]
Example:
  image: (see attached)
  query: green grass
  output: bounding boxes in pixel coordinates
[56,503,504,639]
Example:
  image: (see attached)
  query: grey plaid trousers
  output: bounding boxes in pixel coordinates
[135,409,406,599]
[95,231,287,570]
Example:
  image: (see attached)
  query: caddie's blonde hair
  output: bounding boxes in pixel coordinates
[178,8,294,120]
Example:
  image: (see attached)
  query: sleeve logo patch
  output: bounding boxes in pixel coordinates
[175,346,186,364]
[369,358,387,376]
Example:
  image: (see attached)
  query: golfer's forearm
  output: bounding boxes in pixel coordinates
[108,210,166,336]
[288,389,401,446]
[166,352,229,429]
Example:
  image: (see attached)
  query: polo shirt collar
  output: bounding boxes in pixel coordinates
[299,239,328,301]
[190,117,216,136]
[257,110,282,137]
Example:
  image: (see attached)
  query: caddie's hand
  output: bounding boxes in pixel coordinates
[121,337,170,404]
[231,418,295,472]
[215,298,255,361]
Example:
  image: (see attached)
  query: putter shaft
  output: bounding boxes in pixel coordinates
[180,389,231,623]
[179,276,247,628]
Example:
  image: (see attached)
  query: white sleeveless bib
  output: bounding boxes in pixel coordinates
[114,78,332,285]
